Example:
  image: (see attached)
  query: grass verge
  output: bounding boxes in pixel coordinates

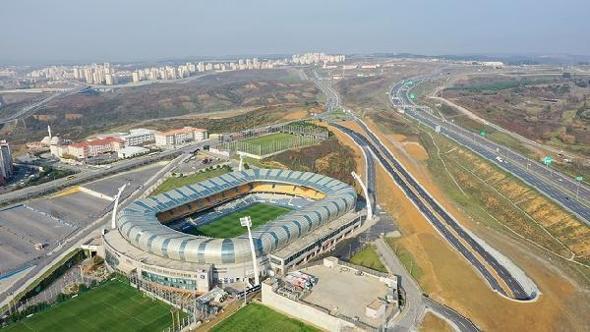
[211,302,318,332]
[349,244,388,273]
[385,238,424,280]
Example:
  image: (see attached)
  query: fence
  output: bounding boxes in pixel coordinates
[1,258,91,326]
[126,273,202,332]
[220,122,330,158]
[222,134,318,157]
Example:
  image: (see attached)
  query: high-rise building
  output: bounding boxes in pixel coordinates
[105,74,115,85]
[0,140,14,185]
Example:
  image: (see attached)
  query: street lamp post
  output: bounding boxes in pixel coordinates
[111,183,128,229]
[238,152,244,172]
[576,176,584,201]
[240,216,260,286]
[351,171,372,220]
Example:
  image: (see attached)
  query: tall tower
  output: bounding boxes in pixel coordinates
[47,125,52,140]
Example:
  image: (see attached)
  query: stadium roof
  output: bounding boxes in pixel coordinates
[116,169,357,266]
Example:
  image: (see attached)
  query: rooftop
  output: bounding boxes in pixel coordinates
[271,211,363,260]
[298,262,394,329]
[156,127,206,136]
[70,136,124,148]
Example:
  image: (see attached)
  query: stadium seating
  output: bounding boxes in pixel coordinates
[117,169,356,266]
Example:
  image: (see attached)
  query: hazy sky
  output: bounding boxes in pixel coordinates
[1,0,589,64]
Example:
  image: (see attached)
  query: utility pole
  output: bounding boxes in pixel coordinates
[240,216,260,286]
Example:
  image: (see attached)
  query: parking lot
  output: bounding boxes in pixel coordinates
[83,162,167,197]
[0,162,168,277]
[0,204,76,275]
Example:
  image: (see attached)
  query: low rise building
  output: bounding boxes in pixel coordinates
[67,136,124,159]
[154,127,207,147]
[262,257,399,331]
[121,128,155,146]
[117,146,149,159]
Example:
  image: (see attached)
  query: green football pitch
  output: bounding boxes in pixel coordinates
[211,302,318,332]
[187,203,291,238]
[4,279,175,332]
[224,132,316,156]
[241,132,296,146]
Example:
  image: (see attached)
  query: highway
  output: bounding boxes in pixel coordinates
[422,297,480,332]
[330,122,478,331]
[0,153,186,309]
[0,140,212,205]
[332,122,530,300]
[391,79,590,225]
[0,87,84,125]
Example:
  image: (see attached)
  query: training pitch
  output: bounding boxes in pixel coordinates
[187,203,291,238]
[211,302,318,332]
[4,279,175,332]
[225,132,316,156]
[242,132,297,146]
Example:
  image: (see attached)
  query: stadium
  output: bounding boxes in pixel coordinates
[102,168,365,294]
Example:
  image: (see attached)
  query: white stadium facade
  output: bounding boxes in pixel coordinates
[102,169,367,294]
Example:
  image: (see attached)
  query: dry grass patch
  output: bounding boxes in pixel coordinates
[419,312,454,332]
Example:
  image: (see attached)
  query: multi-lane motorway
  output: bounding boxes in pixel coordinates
[0,141,213,205]
[332,122,531,300]
[330,122,479,331]
[391,79,590,224]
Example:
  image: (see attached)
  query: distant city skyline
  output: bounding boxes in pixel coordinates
[1,0,590,65]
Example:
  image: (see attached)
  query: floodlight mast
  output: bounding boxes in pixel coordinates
[240,216,260,286]
[238,152,244,172]
[111,183,128,229]
[351,171,372,220]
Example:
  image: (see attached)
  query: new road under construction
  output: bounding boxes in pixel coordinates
[331,119,538,301]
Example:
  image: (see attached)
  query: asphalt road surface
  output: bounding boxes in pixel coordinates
[0,154,186,308]
[392,79,590,225]
[0,140,212,205]
[423,297,480,332]
[331,121,530,300]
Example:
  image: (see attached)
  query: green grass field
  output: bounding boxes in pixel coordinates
[187,203,291,238]
[242,132,295,146]
[211,303,318,332]
[385,238,424,280]
[349,244,388,273]
[223,132,316,156]
[4,279,175,332]
[151,166,231,196]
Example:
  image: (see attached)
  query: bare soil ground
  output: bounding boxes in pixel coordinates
[419,312,454,332]
[0,69,319,149]
[366,113,590,331]
[333,64,590,330]
[261,135,357,186]
[325,122,366,181]
[442,75,590,157]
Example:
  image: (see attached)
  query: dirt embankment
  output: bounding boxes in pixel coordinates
[357,114,590,331]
